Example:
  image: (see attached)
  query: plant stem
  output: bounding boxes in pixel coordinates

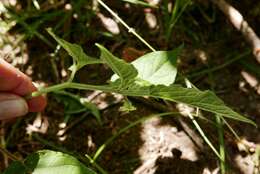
[217,116,226,174]
[166,0,191,40]
[5,118,22,146]
[31,82,71,97]
[96,0,156,52]
[31,82,115,97]
[223,119,241,141]
[187,113,222,160]
[207,59,226,172]
[85,154,108,174]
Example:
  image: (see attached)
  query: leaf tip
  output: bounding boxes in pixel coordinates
[95,43,102,49]
[46,28,53,35]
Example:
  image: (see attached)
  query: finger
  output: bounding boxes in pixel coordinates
[0,59,47,112]
[0,93,28,120]
[0,59,34,94]
[27,95,47,112]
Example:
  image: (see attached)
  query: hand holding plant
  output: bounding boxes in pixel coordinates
[0,59,46,120]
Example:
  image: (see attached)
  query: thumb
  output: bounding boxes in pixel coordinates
[0,93,28,120]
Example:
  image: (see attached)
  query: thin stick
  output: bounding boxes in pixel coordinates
[0,146,20,162]
[216,116,226,174]
[96,0,156,52]
[210,0,260,63]
[187,112,222,160]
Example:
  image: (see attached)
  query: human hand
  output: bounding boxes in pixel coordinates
[0,59,46,120]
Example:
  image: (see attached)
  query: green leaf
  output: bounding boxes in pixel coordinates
[47,29,102,71]
[53,91,101,124]
[148,85,254,125]
[53,91,87,114]
[28,150,96,174]
[132,46,182,86]
[81,101,102,125]
[117,84,255,125]
[119,98,136,113]
[3,161,26,174]
[38,37,254,125]
[96,44,138,86]
[70,81,254,125]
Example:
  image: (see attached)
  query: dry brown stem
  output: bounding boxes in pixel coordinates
[211,0,260,63]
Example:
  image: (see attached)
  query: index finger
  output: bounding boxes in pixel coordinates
[0,59,46,112]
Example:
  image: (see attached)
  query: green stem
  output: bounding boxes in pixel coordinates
[217,116,226,174]
[85,154,108,174]
[96,0,156,52]
[207,59,226,171]
[223,119,241,141]
[31,82,71,97]
[187,113,222,160]
[5,118,22,146]
[166,0,191,40]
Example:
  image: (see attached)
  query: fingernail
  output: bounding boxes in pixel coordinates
[0,97,28,119]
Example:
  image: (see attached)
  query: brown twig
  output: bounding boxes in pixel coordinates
[0,145,20,162]
[210,0,260,63]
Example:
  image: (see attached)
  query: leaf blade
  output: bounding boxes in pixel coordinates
[30,150,96,174]
[47,29,102,71]
[96,44,138,85]
[106,82,255,125]
[132,46,181,86]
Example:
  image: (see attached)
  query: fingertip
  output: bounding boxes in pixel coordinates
[27,95,47,112]
[0,93,28,120]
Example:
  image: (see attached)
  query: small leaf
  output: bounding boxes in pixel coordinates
[53,91,101,124]
[81,101,102,125]
[47,29,102,71]
[53,91,87,114]
[28,150,96,174]
[119,98,136,113]
[132,46,182,86]
[96,44,138,85]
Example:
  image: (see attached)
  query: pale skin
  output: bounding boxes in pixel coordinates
[0,59,46,120]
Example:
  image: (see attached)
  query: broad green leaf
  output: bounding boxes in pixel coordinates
[96,44,138,86]
[47,29,102,71]
[132,46,182,86]
[63,43,253,125]
[43,37,254,126]
[28,150,96,174]
[147,85,254,125]
[98,82,254,125]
